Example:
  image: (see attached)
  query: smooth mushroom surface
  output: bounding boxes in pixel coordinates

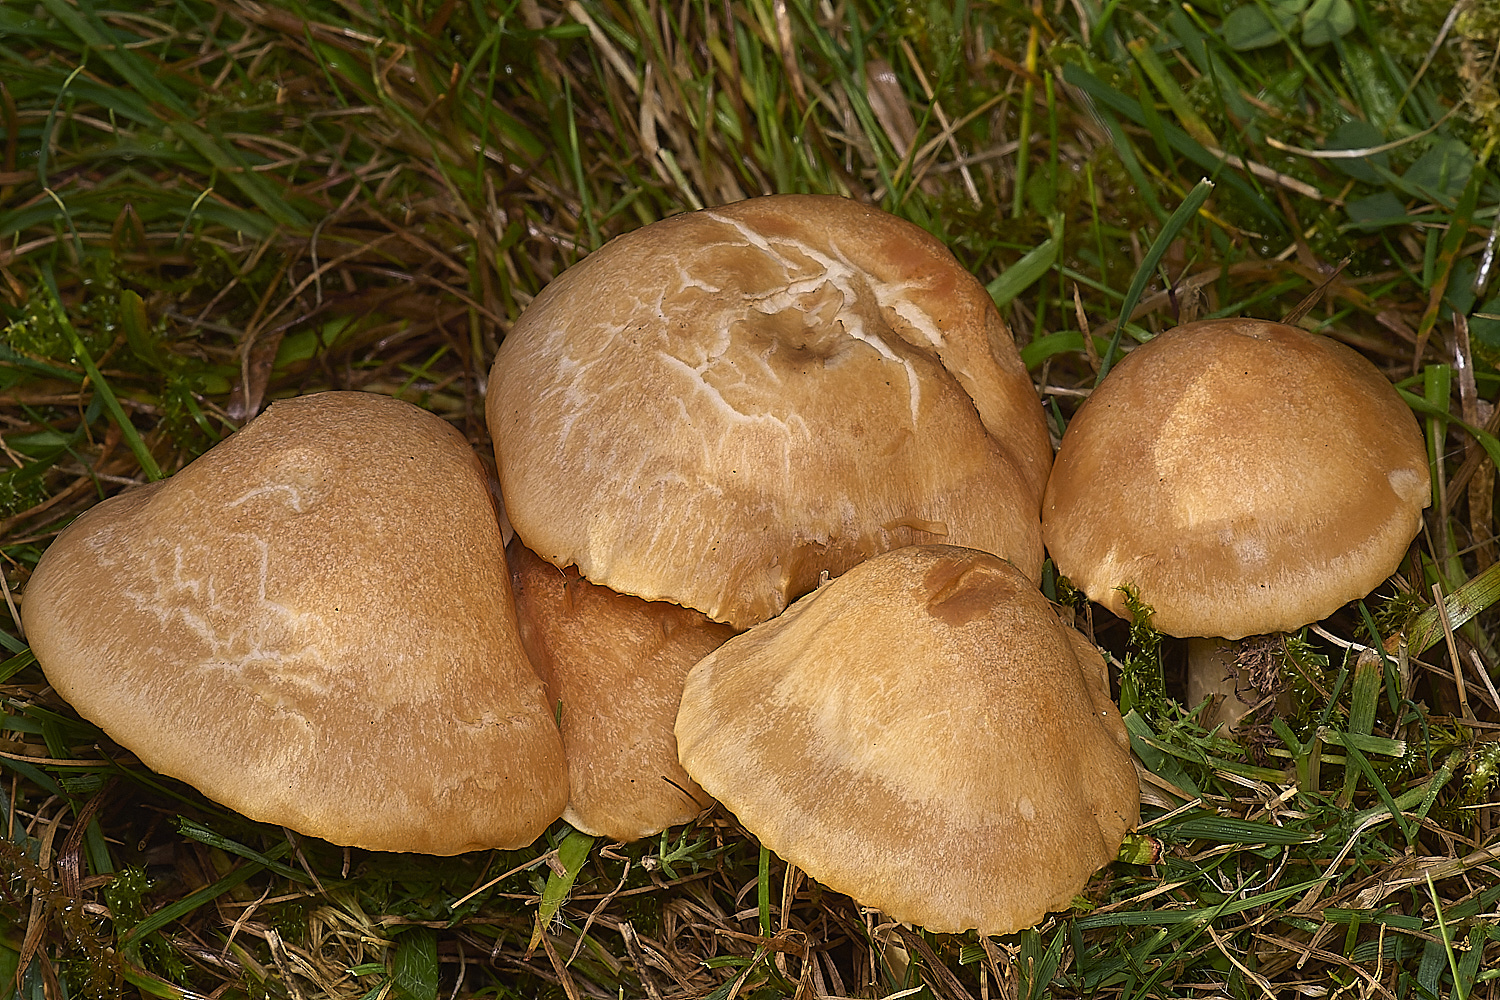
[509,540,732,841]
[1042,318,1430,642]
[22,391,568,855]
[675,544,1139,936]
[488,194,1052,629]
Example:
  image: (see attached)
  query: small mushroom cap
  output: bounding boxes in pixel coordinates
[1042,319,1430,639]
[488,194,1052,629]
[22,392,568,855]
[675,544,1139,936]
[509,540,733,841]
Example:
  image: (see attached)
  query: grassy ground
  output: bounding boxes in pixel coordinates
[3,0,1500,997]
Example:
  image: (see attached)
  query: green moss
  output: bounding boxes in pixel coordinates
[1116,584,1168,718]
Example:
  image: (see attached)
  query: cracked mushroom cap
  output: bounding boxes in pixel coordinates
[675,544,1139,936]
[1042,319,1430,639]
[21,392,568,855]
[509,540,733,841]
[487,194,1052,629]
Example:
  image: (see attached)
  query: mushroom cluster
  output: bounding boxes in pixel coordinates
[19,196,1129,935]
[23,195,1423,939]
[486,193,1140,934]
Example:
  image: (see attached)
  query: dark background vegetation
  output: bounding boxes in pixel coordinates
[2,0,1500,996]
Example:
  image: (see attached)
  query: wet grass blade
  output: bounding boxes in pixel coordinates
[1415,166,1487,361]
[176,819,313,883]
[1165,814,1319,845]
[1074,878,1322,928]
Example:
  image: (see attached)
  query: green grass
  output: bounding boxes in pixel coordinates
[3,0,1500,997]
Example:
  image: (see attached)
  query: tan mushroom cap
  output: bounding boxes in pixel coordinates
[509,540,732,841]
[1042,318,1430,640]
[488,194,1052,629]
[21,392,568,855]
[675,544,1139,936]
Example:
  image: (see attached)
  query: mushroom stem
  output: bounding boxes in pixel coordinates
[1185,636,1253,731]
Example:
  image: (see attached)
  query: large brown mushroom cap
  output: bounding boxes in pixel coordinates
[509,540,732,841]
[488,194,1052,629]
[22,392,568,855]
[675,544,1139,936]
[1042,319,1430,640]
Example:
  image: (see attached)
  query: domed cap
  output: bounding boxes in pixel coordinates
[1042,318,1430,639]
[487,194,1052,629]
[509,540,732,841]
[675,544,1139,935]
[22,392,568,855]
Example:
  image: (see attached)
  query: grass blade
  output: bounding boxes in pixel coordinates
[1402,560,1500,655]
[38,268,163,482]
[528,828,593,952]
[392,929,439,1000]
[119,852,287,957]
[1096,178,1215,381]
[988,213,1063,308]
